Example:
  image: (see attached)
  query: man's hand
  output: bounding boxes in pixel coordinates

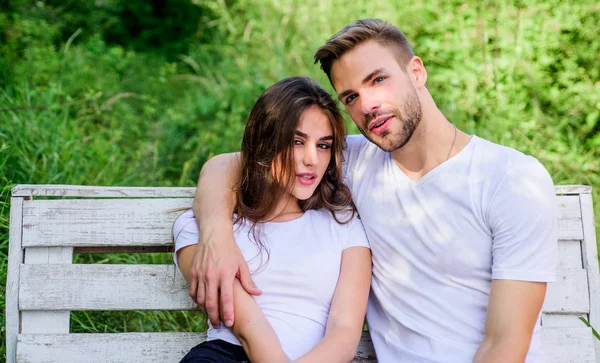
[188,224,261,328]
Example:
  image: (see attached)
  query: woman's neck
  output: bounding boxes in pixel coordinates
[264,193,303,222]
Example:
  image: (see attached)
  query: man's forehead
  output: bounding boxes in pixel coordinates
[330,41,394,91]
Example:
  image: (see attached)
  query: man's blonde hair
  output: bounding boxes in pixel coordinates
[314,19,415,86]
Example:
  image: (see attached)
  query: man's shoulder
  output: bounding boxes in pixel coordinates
[471,135,547,175]
[472,136,554,200]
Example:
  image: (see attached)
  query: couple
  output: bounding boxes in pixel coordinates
[174,19,557,363]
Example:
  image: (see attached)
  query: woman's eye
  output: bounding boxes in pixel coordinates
[374,76,385,83]
[294,139,303,145]
[318,143,331,150]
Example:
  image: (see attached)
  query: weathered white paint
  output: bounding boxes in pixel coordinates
[16,332,207,363]
[581,192,600,362]
[19,264,196,311]
[22,198,193,247]
[542,313,588,327]
[6,197,24,363]
[21,247,73,334]
[15,332,376,363]
[542,327,596,363]
[555,185,593,195]
[558,240,583,269]
[12,184,196,198]
[543,269,590,314]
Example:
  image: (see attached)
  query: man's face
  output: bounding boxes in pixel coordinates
[331,40,422,152]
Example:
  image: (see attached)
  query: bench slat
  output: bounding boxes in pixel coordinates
[542,313,587,328]
[20,264,195,311]
[543,327,596,363]
[543,268,590,314]
[16,332,376,363]
[12,184,196,198]
[20,264,587,314]
[12,184,592,197]
[21,196,583,248]
[22,199,192,248]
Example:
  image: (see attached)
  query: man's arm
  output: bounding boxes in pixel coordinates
[189,152,261,328]
[294,247,372,363]
[472,280,546,363]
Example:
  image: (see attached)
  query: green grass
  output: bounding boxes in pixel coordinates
[1,0,599,360]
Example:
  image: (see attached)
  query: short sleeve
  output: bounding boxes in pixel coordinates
[489,156,557,283]
[172,209,199,267]
[343,214,370,250]
[342,134,369,185]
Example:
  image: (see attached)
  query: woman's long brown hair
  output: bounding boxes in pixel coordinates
[234,76,355,248]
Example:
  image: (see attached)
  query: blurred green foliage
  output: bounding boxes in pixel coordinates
[1,0,599,359]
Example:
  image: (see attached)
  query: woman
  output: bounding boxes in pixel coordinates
[173,76,371,363]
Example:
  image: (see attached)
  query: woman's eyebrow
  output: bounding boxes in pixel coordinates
[294,130,333,141]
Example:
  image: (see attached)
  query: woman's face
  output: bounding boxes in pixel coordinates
[274,105,334,202]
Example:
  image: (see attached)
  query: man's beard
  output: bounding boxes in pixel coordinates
[361,90,422,153]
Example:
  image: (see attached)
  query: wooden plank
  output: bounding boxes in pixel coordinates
[12,184,196,198]
[557,195,583,240]
[543,269,589,314]
[19,263,589,315]
[22,198,193,247]
[557,240,583,269]
[16,332,375,363]
[580,192,600,362]
[19,264,196,311]
[21,194,583,247]
[554,185,593,195]
[11,184,589,198]
[21,247,73,334]
[16,332,206,363]
[6,197,24,363]
[542,313,588,327]
[542,327,596,363]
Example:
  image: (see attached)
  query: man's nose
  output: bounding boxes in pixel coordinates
[360,93,381,115]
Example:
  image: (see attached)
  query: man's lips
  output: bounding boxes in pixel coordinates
[368,116,393,135]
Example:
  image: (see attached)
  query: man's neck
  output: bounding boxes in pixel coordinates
[391,107,468,181]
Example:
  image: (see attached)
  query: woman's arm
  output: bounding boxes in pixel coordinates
[177,244,289,363]
[294,247,372,363]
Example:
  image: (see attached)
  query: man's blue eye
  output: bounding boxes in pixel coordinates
[375,76,385,83]
[345,94,357,104]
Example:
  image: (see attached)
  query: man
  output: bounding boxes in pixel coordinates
[187,19,557,362]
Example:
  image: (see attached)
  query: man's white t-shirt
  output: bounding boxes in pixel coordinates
[173,208,370,360]
[343,134,557,363]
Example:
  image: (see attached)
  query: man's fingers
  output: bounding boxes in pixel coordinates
[195,278,206,313]
[204,271,221,328]
[239,261,261,296]
[220,275,235,328]
[188,275,199,305]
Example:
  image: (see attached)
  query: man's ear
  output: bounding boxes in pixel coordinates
[407,56,427,90]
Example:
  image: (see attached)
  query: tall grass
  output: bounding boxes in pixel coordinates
[1,0,599,359]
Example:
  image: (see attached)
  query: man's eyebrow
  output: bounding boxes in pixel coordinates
[337,68,386,101]
[294,130,334,141]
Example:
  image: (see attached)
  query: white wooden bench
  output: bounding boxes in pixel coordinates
[5,184,599,363]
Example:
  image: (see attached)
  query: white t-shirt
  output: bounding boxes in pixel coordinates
[173,208,370,360]
[342,134,557,363]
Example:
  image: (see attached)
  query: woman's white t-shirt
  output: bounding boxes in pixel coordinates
[173,208,370,360]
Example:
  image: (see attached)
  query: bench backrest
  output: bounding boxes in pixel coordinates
[5,184,599,363]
